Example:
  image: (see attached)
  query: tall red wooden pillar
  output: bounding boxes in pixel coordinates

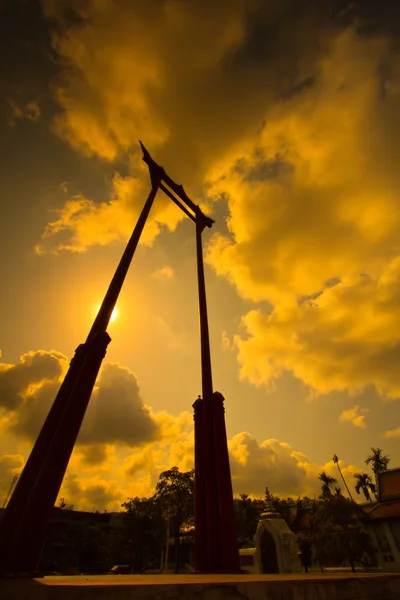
[194,217,240,573]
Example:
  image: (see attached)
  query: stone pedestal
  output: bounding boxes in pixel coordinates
[254,503,301,574]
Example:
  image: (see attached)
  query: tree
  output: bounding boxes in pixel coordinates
[121,496,164,573]
[365,448,390,495]
[235,494,261,544]
[78,521,112,574]
[155,467,194,573]
[314,494,359,572]
[296,496,314,510]
[354,473,377,503]
[332,454,354,501]
[318,471,337,498]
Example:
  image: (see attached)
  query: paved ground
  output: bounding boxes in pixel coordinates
[35,572,400,585]
[3,572,400,600]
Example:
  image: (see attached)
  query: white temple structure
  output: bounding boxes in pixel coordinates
[254,502,302,574]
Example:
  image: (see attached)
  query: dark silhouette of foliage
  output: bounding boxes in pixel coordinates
[155,467,194,573]
[354,472,377,503]
[235,494,262,544]
[318,471,337,498]
[121,496,164,573]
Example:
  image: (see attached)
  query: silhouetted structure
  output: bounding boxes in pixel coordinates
[0,152,163,576]
[0,143,239,575]
[140,145,240,572]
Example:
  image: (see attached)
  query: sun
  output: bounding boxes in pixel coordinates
[96,305,118,323]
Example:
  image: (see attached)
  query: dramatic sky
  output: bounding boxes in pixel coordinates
[1,0,400,511]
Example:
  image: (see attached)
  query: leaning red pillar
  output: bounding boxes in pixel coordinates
[6,332,111,574]
[0,343,87,572]
[0,162,161,576]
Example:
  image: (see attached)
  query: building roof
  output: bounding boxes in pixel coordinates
[364,501,400,520]
[379,468,400,502]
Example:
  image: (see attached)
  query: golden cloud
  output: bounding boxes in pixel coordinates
[384,427,400,439]
[38,0,334,252]
[235,260,400,398]
[339,406,369,429]
[36,172,183,253]
[0,351,159,448]
[37,2,400,402]
[203,31,400,399]
[60,431,360,510]
[59,472,124,512]
[153,266,175,280]
[227,433,360,499]
[206,31,400,304]
[0,347,365,509]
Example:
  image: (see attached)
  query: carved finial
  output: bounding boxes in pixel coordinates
[139,140,149,160]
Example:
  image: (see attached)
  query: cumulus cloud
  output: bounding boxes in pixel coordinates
[339,405,369,429]
[229,433,307,496]
[0,347,365,507]
[384,426,400,439]
[36,173,183,253]
[0,350,67,410]
[61,430,358,509]
[36,1,400,402]
[60,472,124,512]
[0,351,159,450]
[204,29,400,399]
[38,0,335,252]
[153,266,174,280]
[207,30,400,303]
[64,429,355,509]
[234,260,400,398]
[78,363,160,447]
[228,433,360,498]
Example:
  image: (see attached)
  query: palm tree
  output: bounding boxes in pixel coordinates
[318,471,337,498]
[354,472,376,503]
[314,494,359,572]
[333,454,354,501]
[365,447,390,497]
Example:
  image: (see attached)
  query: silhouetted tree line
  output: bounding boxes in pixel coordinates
[39,447,389,574]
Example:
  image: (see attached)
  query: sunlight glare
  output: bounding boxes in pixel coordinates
[96,304,118,323]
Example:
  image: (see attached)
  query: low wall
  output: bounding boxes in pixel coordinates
[2,573,400,600]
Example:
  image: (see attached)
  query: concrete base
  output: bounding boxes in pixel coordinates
[2,573,400,600]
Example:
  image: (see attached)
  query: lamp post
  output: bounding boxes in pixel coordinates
[0,158,162,576]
